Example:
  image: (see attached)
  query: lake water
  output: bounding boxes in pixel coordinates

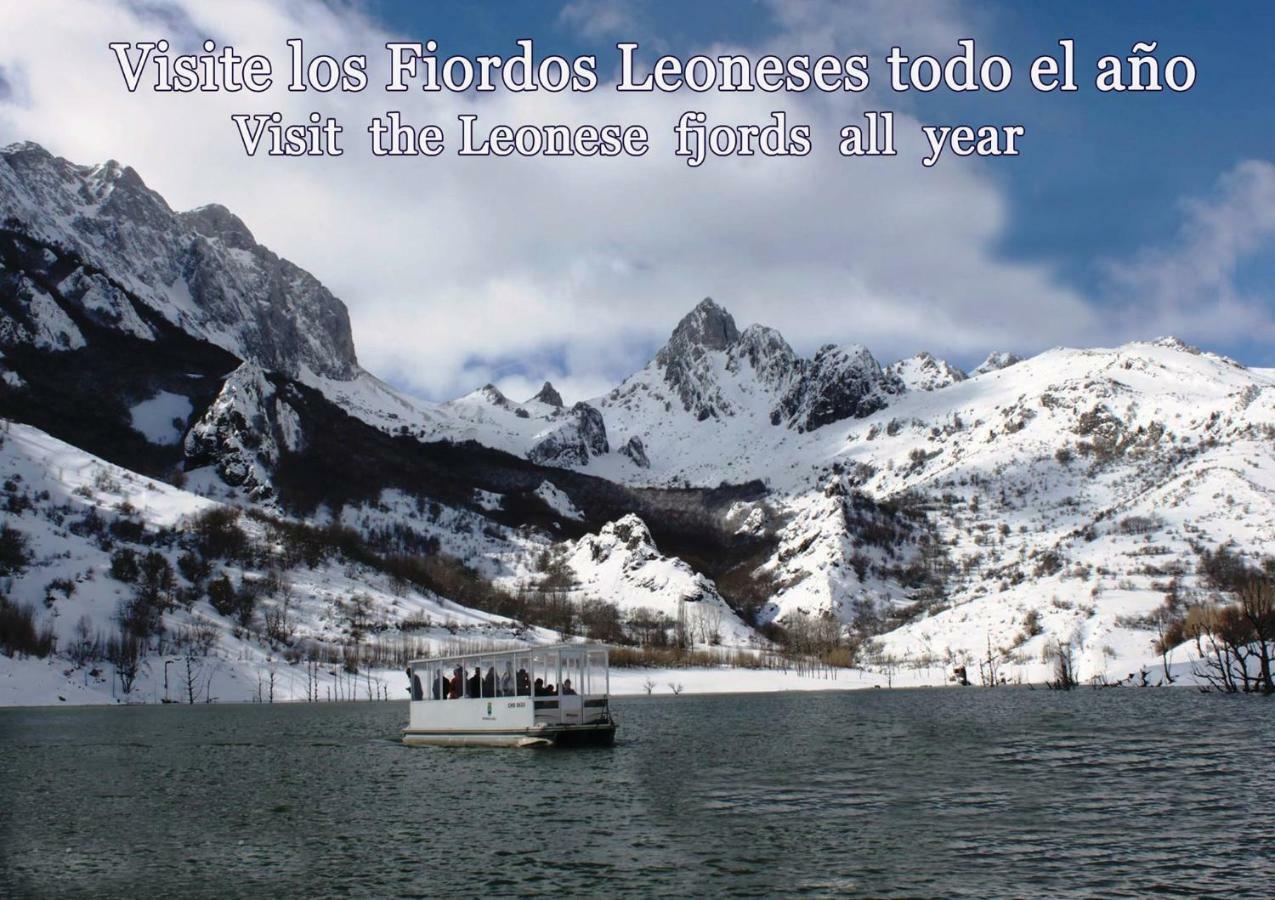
[1,688,1272,897]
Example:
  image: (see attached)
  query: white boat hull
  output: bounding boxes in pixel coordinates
[401,695,616,748]
[401,722,616,748]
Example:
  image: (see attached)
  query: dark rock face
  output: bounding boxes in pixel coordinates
[775,344,902,432]
[477,384,513,409]
[667,297,740,351]
[0,142,358,380]
[531,381,564,408]
[726,325,797,390]
[183,362,308,500]
[620,435,650,468]
[528,402,610,467]
[655,298,742,420]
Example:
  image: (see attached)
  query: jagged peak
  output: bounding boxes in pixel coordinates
[666,297,740,352]
[887,351,967,392]
[1149,336,1200,355]
[530,381,564,407]
[728,324,797,382]
[1,140,54,160]
[812,342,879,368]
[596,513,656,551]
[971,351,1022,376]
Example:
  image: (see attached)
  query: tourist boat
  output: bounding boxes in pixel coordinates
[402,643,617,748]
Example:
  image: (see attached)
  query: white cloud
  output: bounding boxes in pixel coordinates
[557,0,645,42]
[1104,160,1275,346]
[0,0,1107,400]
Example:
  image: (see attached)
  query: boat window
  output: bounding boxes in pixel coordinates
[446,661,466,699]
[479,659,495,698]
[561,654,581,696]
[464,659,482,698]
[515,654,531,695]
[586,650,606,696]
[547,651,560,696]
[495,658,515,696]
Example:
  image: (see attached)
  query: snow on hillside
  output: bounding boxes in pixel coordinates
[0,142,357,379]
[5,140,1272,697]
[286,298,1275,684]
[0,423,557,705]
[558,515,757,647]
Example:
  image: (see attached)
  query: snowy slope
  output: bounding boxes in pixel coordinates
[558,515,758,647]
[0,423,558,705]
[0,142,356,379]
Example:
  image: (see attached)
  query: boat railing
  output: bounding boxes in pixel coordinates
[407,643,611,726]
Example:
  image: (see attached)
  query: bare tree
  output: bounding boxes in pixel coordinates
[106,631,143,696]
[667,682,684,696]
[642,677,656,695]
[1047,639,1078,690]
[1239,578,1275,694]
[182,654,204,704]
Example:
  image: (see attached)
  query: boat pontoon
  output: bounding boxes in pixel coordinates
[402,643,617,748]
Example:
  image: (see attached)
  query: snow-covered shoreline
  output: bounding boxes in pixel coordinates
[2,652,1209,709]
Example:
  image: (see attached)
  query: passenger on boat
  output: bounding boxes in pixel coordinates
[533,677,546,696]
[483,667,497,697]
[449,666,465,699]
[408,669,423,701]
[499,663,514,696]
[431,671,443,700]
[561,678,576,696]
[516,668,531,696]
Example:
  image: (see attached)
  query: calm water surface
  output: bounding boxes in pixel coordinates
[1,688,1272,897]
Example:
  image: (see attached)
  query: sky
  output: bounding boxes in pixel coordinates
[1,0,1273,402]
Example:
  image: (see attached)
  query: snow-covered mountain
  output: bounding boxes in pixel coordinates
[0,142,355,379]
[4,143,1274,703]
[886,352,967,392]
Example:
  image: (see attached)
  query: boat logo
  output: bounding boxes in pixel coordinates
[486,701,493,716]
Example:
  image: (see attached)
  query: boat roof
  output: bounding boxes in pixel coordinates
[407,642,609,668]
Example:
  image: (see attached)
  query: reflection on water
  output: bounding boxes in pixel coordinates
[1,689,1272,896]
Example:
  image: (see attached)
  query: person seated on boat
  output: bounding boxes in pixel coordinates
[516,668,531,696]
[482,666,496,697]
[467,666,483,698]
[499,663,514,696]
[546,682,558,696]
[561,678,576,696]
[431,671,443,700]
[408,669,423,701]
[533,677,547,696]
[449,666,465,699]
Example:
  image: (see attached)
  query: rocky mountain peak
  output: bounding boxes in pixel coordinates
[776,343,899,432]
[727,324,798,387]
[530,381,564,408]
[667,297,740,352]
[887,351,967,392]
[653,299,743,421]
[528,401,609,467]
[971,351,1022,376]
[0,142,358,380]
